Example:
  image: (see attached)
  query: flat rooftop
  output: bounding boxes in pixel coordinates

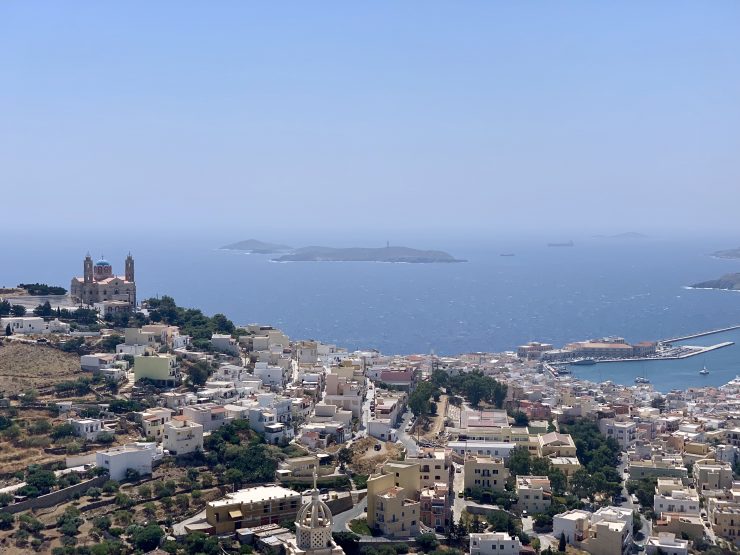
[209,485,299,507]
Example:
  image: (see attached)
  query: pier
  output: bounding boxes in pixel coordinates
[663,324,740,343]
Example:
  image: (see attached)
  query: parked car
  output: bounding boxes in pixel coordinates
[373,444,381,451]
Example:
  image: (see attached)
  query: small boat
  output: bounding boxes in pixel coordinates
[548,240,574,247]
[699,366,709,375]
[635,376,650,384]
[572,358,596,366]
[500,253,515,257]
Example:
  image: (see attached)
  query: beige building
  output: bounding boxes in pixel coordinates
[206,485,301,534]
[134,354,180,387]
[163,417,203,455]
[694,460,733,492]
[537,432,577,458]
[367,464,422,537]
[516,476,551,514]
[137,407,174,441]
[71,254,136,307]
[707,497,740,546]
[368,475,420,538]
[464,455,508,493]
[549,456,581,481]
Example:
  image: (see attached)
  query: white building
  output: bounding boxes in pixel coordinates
[1,316,70,334]
[448,441,518,460]
[469,532,523,555]
[96,442,159,480]
[645,532,689,555]
[211,334,239,355]
[69,418,106,441]
[599,418,638,449]
[163,417,203,455]
[653,479,700,516]
[254,362,285,388]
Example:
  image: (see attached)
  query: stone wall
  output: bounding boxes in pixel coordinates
[4,475,108,514]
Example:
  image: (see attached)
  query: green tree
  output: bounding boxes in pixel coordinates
[415,532,439,552]
[507,446,531,477]
[26,468,56,495]
[0,512,14,530]
[558,531,566,552]
[511,410,529,427]
[130,523,164,551]
[11,304,26,317]
[187,360,212,387]
[225,468,244,490]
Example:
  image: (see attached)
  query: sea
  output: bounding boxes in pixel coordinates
[3,233,740,393]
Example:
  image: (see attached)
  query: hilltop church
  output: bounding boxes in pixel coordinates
[70,253,136,308]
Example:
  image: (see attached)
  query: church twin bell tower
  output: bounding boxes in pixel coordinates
[71,252,137,308]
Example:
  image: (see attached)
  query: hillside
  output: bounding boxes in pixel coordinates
[691,273,740,291]
[712,247,740,260]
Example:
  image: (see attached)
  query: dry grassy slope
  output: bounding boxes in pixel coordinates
[0,341,83,395]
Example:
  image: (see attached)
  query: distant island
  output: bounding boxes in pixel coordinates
[711,247,740,260]
[221,239,464,263]
[593,232,648,239]
[274,245,464,263]
[691,273,740,291]
[220,239,292,254]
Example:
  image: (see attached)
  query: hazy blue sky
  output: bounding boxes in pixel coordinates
[2,2,739,240]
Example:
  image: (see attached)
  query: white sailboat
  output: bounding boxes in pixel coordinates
[699,365,709,375]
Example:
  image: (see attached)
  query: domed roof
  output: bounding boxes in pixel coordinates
[296,474,333,528]
[296,493,333,528]
[95,259,110,266]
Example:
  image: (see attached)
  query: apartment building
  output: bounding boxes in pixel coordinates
[133,354,180,387]
[368,477,420,538]
[464,455,508,493]
[694,460,733,492]
[206,485,301,534]
[516,476,551,515]
[653,478,700,516]
[162,417,203,455]
[136,407,174,441]
[599,418,638,450]
[628,455,688,481]
[182,403,232,433]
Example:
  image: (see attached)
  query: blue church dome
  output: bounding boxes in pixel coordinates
[95,259,111,266]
